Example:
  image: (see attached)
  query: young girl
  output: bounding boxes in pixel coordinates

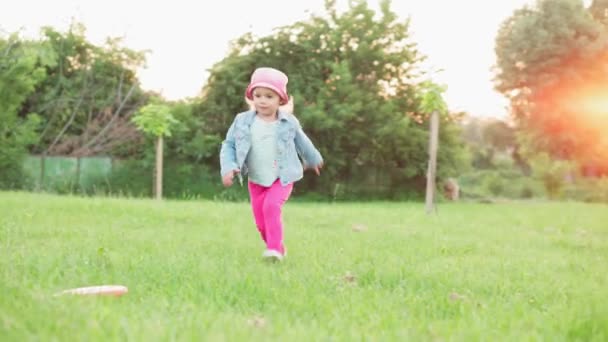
[220,67,323,262]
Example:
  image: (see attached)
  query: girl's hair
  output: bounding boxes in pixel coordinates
[245,95,294,114]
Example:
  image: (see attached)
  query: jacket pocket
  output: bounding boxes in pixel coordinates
[279,127,295,142]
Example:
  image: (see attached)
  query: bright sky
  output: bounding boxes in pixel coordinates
[1,0,543,118]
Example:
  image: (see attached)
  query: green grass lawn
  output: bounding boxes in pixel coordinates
[1,191,607,341]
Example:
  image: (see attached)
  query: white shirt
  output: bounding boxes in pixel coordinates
[246,116,279,186]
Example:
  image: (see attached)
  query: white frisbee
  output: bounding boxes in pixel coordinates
[55,285,128,297]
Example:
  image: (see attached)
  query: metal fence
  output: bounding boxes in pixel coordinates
[24,155,113,190]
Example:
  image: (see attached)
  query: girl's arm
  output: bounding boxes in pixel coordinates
[293,119,323,168]
[219,120,239,177]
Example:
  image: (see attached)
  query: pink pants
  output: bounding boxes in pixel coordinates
[248,179,294,255]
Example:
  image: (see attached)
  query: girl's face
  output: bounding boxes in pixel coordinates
[252,87,281,118]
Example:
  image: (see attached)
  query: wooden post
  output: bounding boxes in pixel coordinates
[155,135,163,200]
[75,156,81,193]
[40,154,46,192]
[425,111,439,214]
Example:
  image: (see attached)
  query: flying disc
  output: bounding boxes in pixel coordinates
[55,285,128,297]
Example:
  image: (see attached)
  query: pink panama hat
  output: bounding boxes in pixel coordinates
[245,67,289,104]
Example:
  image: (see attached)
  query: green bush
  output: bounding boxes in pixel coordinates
[483,173,505,196]
[0,160,30,190]
[459,169,545,200]
[563,178,608,203]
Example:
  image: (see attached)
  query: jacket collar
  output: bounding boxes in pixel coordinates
[243,110,289,126]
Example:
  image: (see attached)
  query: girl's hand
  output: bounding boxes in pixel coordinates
[311,162,323,176]
[222,169,240,187]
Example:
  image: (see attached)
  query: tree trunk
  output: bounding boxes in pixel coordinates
[425,111,439,214]
[155,136,163,200]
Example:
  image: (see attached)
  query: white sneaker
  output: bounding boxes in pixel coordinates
[262,249,284,262]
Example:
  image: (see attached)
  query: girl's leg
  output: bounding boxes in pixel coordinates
[248,181,268,243]
[262,179,294,255]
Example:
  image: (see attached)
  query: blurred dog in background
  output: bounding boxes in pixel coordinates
[443,178,460,201]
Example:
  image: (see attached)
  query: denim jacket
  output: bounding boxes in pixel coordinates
[220,110,323,186]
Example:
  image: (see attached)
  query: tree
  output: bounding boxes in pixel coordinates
[195,0,468,198]
[131,103,178,200]
[462,117,520,170]
[590,0,608,24]
[0,34,50,188]
[495,0,608,175]
[22,23,148,157]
